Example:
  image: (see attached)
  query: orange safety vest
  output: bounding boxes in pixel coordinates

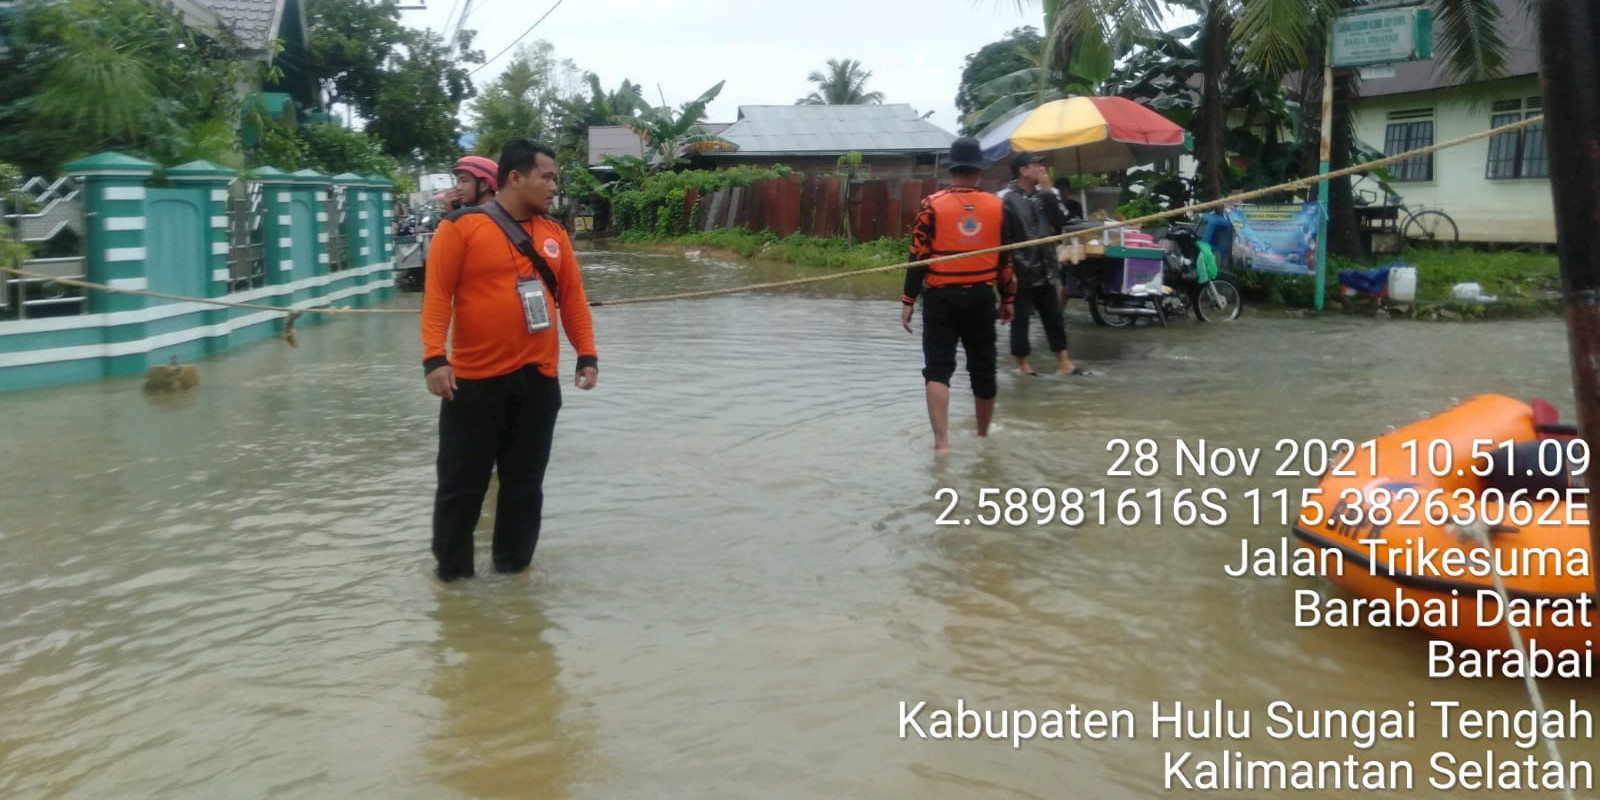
[925,189,1003,288]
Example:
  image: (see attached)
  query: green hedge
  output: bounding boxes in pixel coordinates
[612,166,793,237]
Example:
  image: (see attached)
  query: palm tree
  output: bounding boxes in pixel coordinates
[963,0,1160,135]
[796,59,886,105]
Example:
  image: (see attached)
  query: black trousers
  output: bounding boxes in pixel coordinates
[921,285,998,399]
[433,364,562,579]
[1010,281,1068,358]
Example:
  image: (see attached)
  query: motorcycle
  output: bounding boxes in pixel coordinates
[1066,218,1243,328]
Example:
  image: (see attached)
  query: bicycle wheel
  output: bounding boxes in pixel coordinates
[1402,210,1459,245]
[1192,279,1243,322]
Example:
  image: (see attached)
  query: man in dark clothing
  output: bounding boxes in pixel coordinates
[1052,176,1085,222]
[998,152,1080,376]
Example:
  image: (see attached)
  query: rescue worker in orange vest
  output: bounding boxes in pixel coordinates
[900,137,1017,454]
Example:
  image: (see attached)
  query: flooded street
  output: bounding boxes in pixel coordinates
[2,245,1596,799]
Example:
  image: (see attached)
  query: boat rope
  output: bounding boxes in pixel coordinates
[0,114,1545,317]
[1459,519,1577,800]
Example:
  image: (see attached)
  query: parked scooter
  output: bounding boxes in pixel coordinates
[1074,218,1243,328]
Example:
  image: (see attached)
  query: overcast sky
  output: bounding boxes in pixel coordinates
[401,0,1195,136]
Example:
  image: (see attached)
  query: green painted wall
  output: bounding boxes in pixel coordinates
[0,153,398,393]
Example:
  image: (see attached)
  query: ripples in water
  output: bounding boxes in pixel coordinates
[2,247,1595,799]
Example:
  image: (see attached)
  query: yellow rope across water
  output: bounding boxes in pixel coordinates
[0,114,1544,314]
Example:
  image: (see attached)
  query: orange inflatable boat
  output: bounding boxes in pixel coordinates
[1291,394,1593,654]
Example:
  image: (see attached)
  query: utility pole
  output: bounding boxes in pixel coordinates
[1535,0,1600,598]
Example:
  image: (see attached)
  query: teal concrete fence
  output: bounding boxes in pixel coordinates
[0,153,397,392]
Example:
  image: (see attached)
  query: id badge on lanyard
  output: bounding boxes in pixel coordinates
[517,276,551,333]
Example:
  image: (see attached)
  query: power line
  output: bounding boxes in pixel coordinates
[461,0,499,22]
[444,0,472,48]
[438,0,466,45]
[468,0,567,77]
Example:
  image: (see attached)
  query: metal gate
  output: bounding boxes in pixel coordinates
[226,178,266,291]
[2,175,85,320]
[326,186,349,272]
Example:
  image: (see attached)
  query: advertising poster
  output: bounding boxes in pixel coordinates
[1225,202,1322,275]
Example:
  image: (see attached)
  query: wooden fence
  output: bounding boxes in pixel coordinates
[682,174,945,241]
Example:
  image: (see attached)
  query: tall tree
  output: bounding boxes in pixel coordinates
[955,27,1046,134]
[796,58,885,105]
[305,0,484,165]
[1230,0,1513,256]
[467,41,581,160]
[960,0,1150,137]
[1018,0,1516,257]
[305,0,406,119]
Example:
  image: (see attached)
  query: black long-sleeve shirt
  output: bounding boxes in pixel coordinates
[998,181,1066,288]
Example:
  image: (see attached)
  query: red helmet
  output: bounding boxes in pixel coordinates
[452,155,499,192]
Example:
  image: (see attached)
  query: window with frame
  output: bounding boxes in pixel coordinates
[1384,109,1434,182]
[1485,97,1548,179]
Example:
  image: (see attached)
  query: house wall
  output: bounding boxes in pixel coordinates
[1352,76,1553,244]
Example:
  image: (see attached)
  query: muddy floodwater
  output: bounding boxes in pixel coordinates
[2,245,1596,799]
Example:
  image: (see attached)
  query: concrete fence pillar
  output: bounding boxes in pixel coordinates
[164,160,236,301]
[63,152,157,315]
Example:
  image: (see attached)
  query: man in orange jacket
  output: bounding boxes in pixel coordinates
[900,137,1016,454]
[420,138,598,581]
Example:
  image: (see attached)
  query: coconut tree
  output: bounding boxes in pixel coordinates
[796,59,885,105]
[1233,0,1515,255]
[965,0,1163,136]
[1014,0,1517,255]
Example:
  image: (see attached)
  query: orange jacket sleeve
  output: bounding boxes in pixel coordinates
[419,220,463,374]
[554,228,598,372]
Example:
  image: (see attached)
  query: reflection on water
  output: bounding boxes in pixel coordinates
[1,244,1595,799]
[425,585,591,800]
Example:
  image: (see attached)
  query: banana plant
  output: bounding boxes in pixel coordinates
[614,80,733,174]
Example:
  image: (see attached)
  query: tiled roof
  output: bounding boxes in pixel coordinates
[195,0,283,52]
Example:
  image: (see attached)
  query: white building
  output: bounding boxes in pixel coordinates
[1349,0,1551,244]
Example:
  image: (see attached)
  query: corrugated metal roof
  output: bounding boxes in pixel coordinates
[195,0,282,51]
[713,104,955,155]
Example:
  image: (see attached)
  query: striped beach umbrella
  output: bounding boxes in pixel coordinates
[976,96,1191,175]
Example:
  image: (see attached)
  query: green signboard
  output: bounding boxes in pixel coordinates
[1330,6,1434,68]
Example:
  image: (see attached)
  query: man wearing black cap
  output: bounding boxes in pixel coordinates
[900,136,1017,454]
[998,151,1080,376]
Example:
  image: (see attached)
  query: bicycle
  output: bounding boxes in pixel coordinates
[1353,179,1459,246]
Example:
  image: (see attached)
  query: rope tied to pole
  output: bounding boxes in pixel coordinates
[0,115,1547,315]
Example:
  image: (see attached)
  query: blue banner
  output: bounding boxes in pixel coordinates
[1223,202,1322,275]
